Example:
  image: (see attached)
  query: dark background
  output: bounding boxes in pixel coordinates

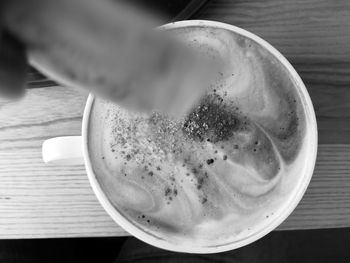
[1,229,349,262]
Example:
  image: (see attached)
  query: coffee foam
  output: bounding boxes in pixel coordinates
[88,26,312,247]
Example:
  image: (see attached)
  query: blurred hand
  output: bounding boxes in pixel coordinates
[1,0,214,117]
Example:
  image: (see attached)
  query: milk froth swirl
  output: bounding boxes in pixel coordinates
[88,26,311,247]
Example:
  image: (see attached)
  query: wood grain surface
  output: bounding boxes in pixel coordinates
[0,0,350,238]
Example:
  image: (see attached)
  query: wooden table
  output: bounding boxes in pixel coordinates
[0,0,350,238]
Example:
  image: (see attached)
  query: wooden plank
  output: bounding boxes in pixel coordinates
[282,145,350,230]
[197,0,350,144]
[0,86,349,238]
[0,87,124,238]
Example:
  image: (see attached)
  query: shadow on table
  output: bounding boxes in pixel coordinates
[0,228,349,263]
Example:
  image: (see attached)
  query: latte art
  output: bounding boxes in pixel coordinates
[88,26,313,247]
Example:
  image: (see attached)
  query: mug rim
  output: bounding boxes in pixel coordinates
[81,20,317,253]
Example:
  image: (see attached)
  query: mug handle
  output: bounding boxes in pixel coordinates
[42,136,84,165]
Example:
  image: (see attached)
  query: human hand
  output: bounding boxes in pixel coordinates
[2,0,214,118]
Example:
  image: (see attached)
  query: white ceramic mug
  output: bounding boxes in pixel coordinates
[41,20,318,253]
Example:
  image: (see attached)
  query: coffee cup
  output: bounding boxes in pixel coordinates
[42,20,317,253]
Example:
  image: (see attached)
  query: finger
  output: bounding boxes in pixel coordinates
[0,30,28,98]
